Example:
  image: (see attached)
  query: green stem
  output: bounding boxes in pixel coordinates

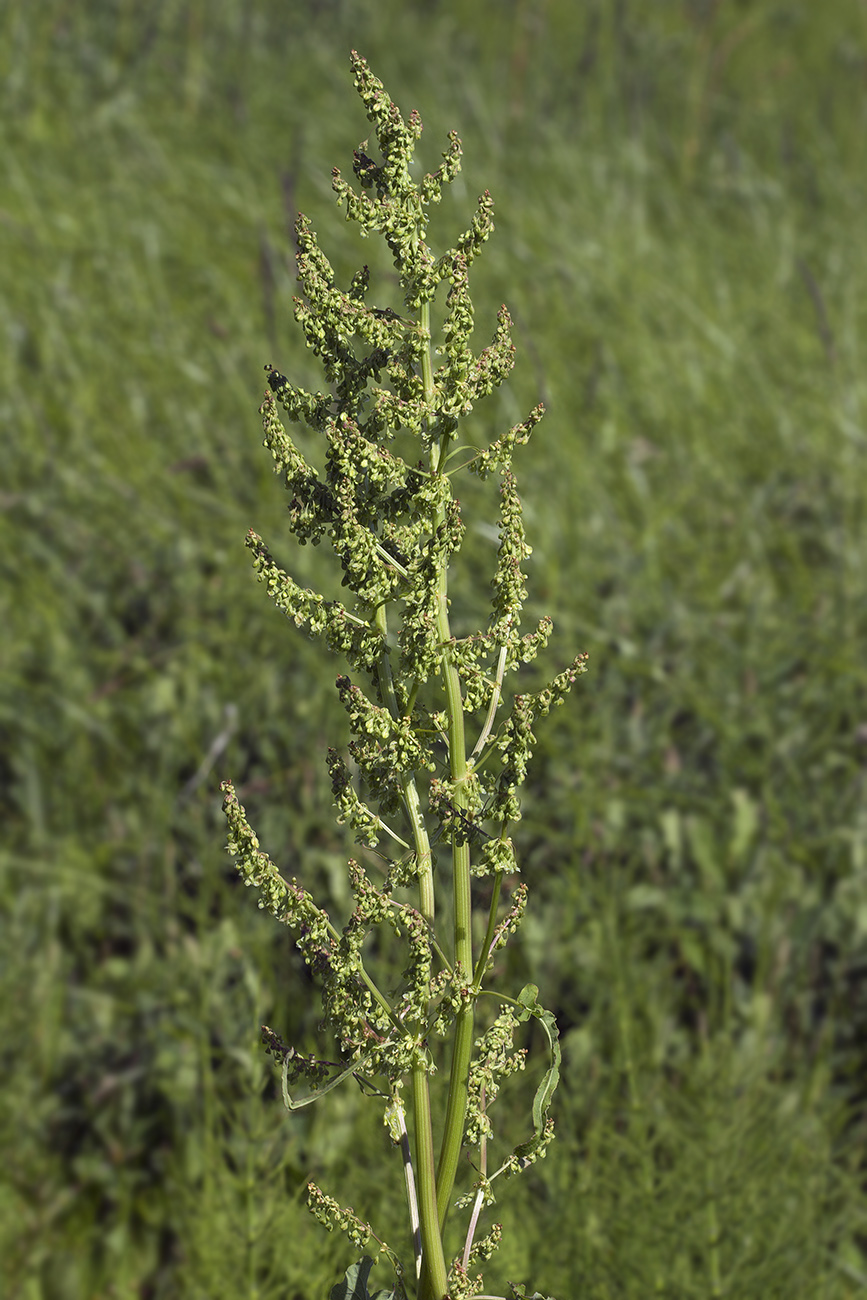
[373,604,435,926]
[473,869,504,988]
[471,641,508,760]
[431,578,475,1231]
[412,1055,449,1300]
[419,295,477,1234]
[372,461,447,1296]
[435,998,473,1229]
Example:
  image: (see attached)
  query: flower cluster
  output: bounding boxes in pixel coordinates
[221,51,583,1300]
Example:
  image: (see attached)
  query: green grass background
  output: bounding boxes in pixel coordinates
[2,1,867,1296]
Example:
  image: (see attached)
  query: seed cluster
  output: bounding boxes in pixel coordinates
[221,50,584,1297]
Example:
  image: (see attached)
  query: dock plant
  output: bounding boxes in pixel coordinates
[221,51,586,1300]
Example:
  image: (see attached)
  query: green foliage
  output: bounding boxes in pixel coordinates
[2,1,867,1297]
[330,1256,401,1300]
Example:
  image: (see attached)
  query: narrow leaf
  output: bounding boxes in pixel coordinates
[516,983,561,1148]
[282,1053,362,1111]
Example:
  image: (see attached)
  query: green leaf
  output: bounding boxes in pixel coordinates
[488,983,562,1173]
[516,984,561,1140]
[329,1256,398,1300]
[281,1052,362,1111]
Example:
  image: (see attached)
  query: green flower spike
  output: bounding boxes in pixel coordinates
[221,51,584,1300]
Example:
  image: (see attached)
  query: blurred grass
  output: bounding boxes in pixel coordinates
[2,0,867,1296]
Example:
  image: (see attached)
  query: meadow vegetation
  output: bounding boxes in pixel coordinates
[2,2,866,1297]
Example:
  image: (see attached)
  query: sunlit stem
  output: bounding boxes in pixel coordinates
[472,637,509,759]
[419,295,476,1235]
[390,1091,423,1280]
[461,1083,487,1271]
[413,1054,450,1300]
[473,868,505,989]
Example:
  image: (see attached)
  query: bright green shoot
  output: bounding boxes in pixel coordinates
[221,50,585,1300]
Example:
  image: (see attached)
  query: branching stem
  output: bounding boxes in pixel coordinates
[374,603,435,927]
[224,53,581,1300]
[412,1054,450,1300]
